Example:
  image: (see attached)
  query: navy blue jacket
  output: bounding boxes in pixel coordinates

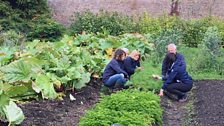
[162,53,185,80]
[162,54,193,89]
[102,59,128,83]
[123,56,140,76]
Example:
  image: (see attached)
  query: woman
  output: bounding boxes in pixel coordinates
[159,53,193,102]
[102,49,129,88]
[123,50,141,77]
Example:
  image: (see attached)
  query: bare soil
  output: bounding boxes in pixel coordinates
[19,79,101,126]
[191,80,224,126]
[161,80,224,126]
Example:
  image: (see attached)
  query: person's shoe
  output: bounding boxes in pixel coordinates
[163,90,178,101]
[114,83,124,90]
[100,85,113,95]
[178,94,188,102]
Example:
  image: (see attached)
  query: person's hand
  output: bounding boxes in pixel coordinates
[135,67,143,72]
[137,66,144,70]
[152,74,162,80]
[159,89,164,96]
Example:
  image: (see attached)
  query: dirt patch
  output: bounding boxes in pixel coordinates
[18,79,102,126]
[161,91,191,126]
[161,80,224,126]
[191,80,224,126]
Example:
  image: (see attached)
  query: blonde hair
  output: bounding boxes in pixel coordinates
[130,50,140,60]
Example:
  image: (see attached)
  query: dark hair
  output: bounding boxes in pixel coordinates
[164,53,176,68]
[113,49,125,60]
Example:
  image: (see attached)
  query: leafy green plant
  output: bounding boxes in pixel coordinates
[79,90,162,126]
[27,15,65,41]
[70,10,137,35]
[0,47,16,66]
[129,58,162,91]
[199,26,224,75]
[0,83,24,125]
[0,0,64,41]
[0,30,25,46]
[152,28,182,64]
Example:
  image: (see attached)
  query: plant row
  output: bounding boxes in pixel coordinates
[79,90,163,126]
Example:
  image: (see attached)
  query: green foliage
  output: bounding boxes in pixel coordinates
[181,17,213,47]
[138,15,224,48]
[79,90,162,126]
[0,60,33,83]
[138,14,179,37]
[2,100,25,125]
[0,47,16,66]
[0,84,24,125]
[70,11,137,36]
[152,28,182,64]
[27,15,65,41]
[0,0,65,41]
[34,73,58,99]
[0,30,25,47]
[129,59,162,91]
[203,27,221,57]
[200,26,224,75]
[178,47,224,79]
[119,33,154,59]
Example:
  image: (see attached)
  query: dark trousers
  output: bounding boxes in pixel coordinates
[166,82,193,99]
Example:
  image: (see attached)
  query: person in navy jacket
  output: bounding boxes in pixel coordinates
[124,50,141,77]
[102,49,129,88]
[159,53,193,102]
[162,43,186,80]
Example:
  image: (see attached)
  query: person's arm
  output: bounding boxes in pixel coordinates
[162,64,179,89]
[110,59,129,77]
[136,60,140,67]
[124,57,136,75]
[173,53,185,68]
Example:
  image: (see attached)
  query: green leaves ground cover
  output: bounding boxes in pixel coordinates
[79,90,162,126]
[129,59,162,91]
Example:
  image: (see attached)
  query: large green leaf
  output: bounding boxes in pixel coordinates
[0,60,32,83]
[0,92,10,122]
[67,67,82,79]
[0,93,10,107]
[3,100,24,125]
[74,72,91,89]
[0,47,15,66]
[35,74,58,99]
[6,85,28,98]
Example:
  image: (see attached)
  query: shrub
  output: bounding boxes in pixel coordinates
[70,10,137,36]
[27,15,65,41]
[0,30,25,46]
[151,28,182,64]
[0,0,64,41]
[199,26,224,75]
[79,90,162,126]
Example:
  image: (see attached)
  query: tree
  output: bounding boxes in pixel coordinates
[170,0,179,16]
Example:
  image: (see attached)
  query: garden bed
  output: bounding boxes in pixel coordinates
[19,79,101,126]
[1,80,224,126]
[161,80,224,126]
[192,80,224,126]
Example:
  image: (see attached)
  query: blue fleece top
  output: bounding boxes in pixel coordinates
[102,59,128,83]
[123,56,140,76]
[162,53,185,80]
[161,54,193,89]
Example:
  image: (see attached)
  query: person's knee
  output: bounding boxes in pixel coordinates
[166,86,172,92]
